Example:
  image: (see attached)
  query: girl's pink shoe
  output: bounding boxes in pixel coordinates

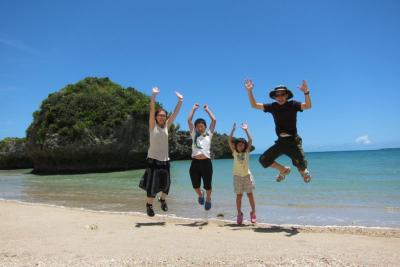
[237,212,243,225]
[250,212,257,224]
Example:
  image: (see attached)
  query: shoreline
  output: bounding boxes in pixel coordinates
[2,198,400,234]
[1,200,400,266]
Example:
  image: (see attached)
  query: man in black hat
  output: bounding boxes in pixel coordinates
[245,79,312,183]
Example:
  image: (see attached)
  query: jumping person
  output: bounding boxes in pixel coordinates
[228,122,256,224]
[245,79,312,183]
[187,103,216,210]
[140,87,183,217]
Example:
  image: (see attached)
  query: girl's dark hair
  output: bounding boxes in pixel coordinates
[194,118,207,128]
[234,138,248,153]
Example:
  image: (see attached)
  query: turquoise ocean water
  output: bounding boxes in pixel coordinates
[1,149,399,227]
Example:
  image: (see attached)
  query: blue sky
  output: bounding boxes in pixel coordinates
[1,0,399,152]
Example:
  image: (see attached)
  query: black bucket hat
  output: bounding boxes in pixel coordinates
[269,85,294,100]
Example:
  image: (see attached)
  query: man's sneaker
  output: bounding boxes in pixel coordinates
[146,203,155,217]
[301,169,312,183]
[276,166,291,182]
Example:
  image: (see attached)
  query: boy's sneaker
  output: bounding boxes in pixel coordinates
[146,203,155,217]
[205,200,212,210]
[198,190,205,205]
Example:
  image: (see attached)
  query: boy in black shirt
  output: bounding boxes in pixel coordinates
[245,80,312,183]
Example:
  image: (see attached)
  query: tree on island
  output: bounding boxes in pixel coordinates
[17,77,238,174]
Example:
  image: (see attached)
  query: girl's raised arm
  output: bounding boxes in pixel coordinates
[149,87,159,130]
[228,123,236,153]
[167,91,183,128]
[241,123,253,152]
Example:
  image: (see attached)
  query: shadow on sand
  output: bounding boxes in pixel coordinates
[253,225,300,237]
[134,220,299,236]
[226,224,300,237]
[135,222,166,228]
[176,221,209,228]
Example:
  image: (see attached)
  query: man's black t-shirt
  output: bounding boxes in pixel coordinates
[263,100,303,137]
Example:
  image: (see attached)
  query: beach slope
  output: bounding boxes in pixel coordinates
[1,201,399,266]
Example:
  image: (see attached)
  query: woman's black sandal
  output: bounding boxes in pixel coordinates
[158,197,168,212]
[146,203,155,217]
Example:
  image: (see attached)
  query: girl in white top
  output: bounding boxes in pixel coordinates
[140,87,183,217]
[228,123,256,224]
[187,103,216,210]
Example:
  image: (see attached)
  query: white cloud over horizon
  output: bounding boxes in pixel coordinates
[0,37,41,56]
[356,135,372,145]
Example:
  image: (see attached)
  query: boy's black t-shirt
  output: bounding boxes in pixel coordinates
[263,100,303,137]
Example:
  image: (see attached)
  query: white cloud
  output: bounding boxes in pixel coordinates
[356,135,372,145]
[0,37,41,56]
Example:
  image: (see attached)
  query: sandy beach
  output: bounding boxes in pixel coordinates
[1,200,399,266]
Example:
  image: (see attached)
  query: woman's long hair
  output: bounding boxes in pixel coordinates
[155,108,167,126]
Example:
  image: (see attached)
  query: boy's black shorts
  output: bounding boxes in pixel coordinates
[189,158,213,190]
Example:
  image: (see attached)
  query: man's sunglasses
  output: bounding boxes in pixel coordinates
[275,93,287,97]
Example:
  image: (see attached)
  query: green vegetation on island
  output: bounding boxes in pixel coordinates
[0,137,33,169]
[0,77,241,174]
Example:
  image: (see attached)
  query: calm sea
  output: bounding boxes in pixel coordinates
[1,149,399,227]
